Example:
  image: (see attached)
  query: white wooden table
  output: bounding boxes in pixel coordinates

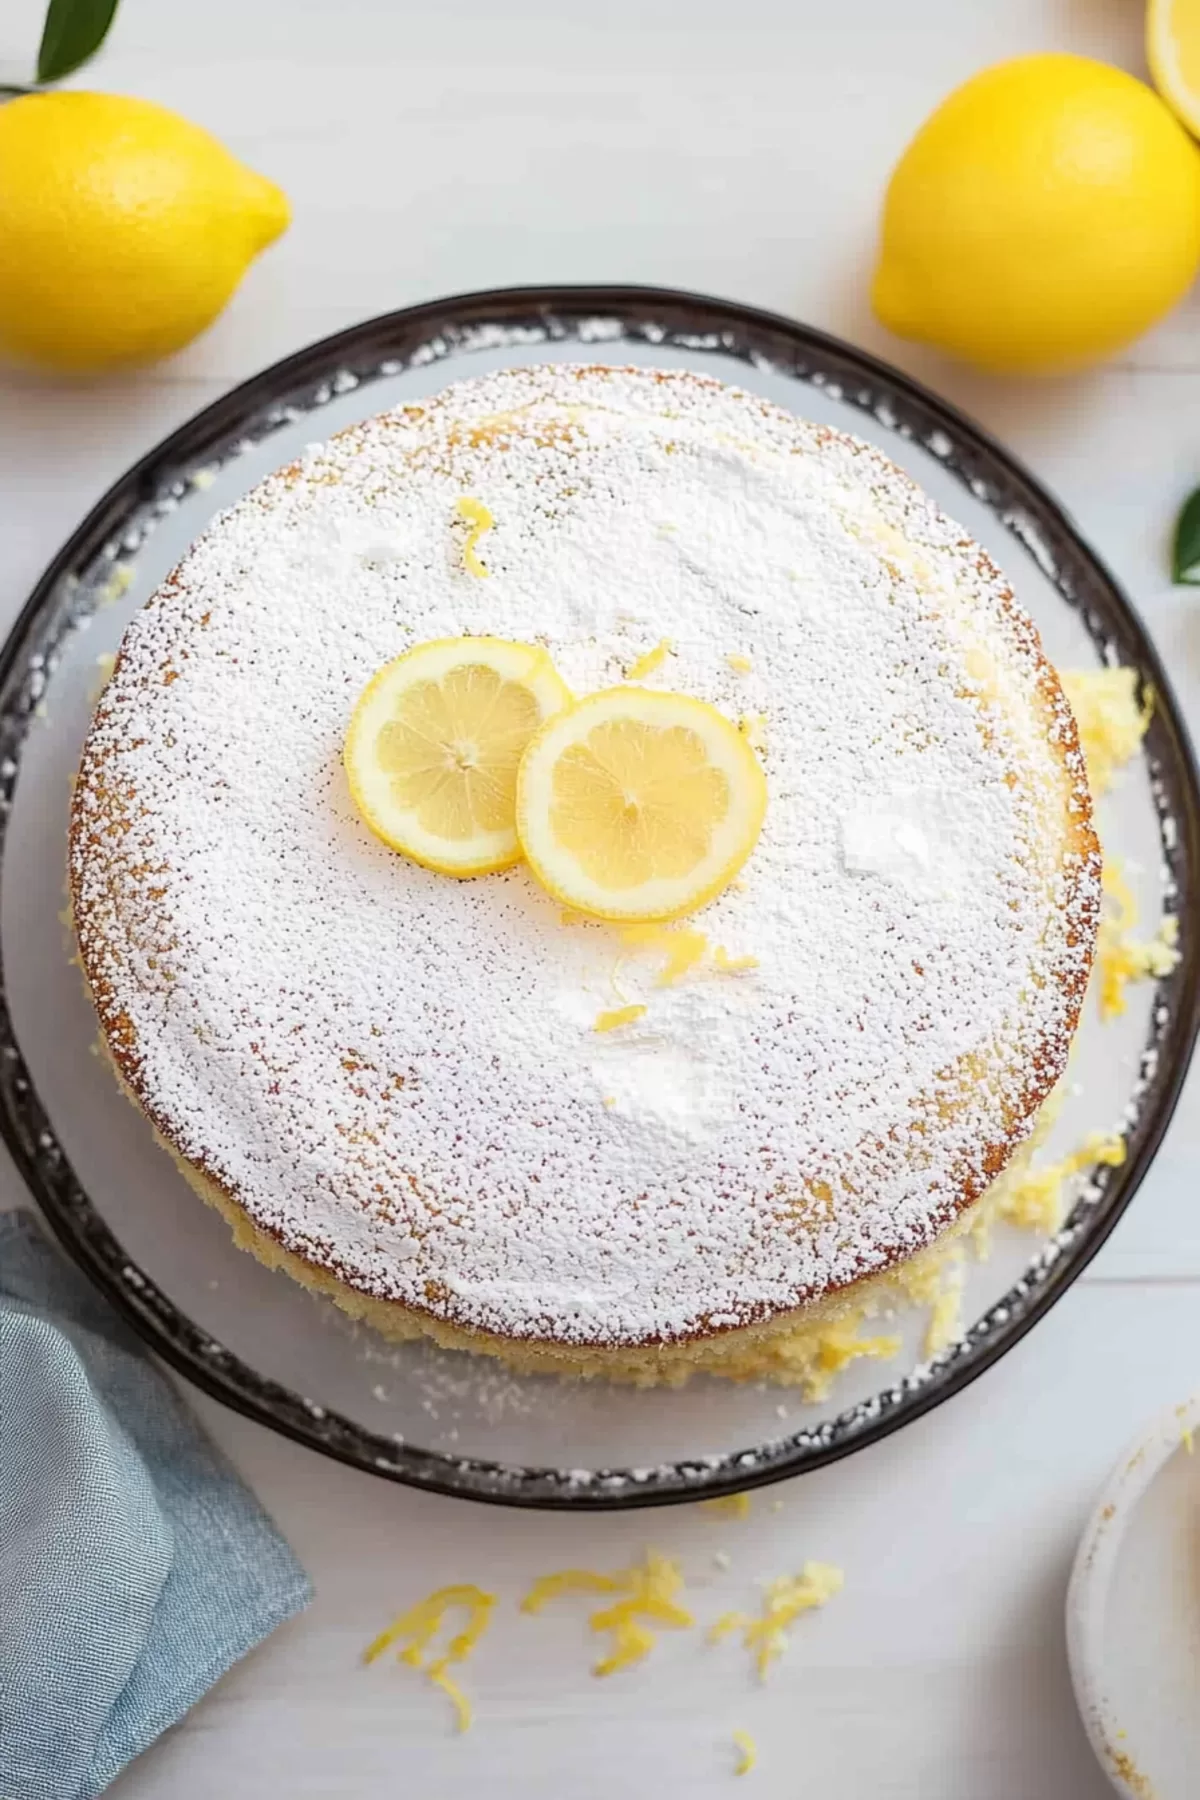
[3,2,1200,1794]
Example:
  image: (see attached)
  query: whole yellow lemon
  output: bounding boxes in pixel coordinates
[872,53,1200,373]
[0,91,289,373]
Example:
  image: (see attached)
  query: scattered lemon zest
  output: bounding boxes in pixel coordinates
[732,1730,757,1776]
[658,929,709,985]
[594,1003,647,1033]
[1061,666,1152,797]
[1103,860,1139,933]
[923,1273,964,1358]
[428,1663,472,1732]
[710,1563,843,1679]
[602,1094,617,1109]
[616,927,757,985]
[89,651,117,703]
[1183,1426,1195,1455]
[455,496,494,578]
[100,563,133,606]
[713,946,759,975]
[364,1583,495,1733]
[522,1551,693,1676]
[726,654,753,676]
[618,923,710,988]
[626,638,673,680]
[704,1493,751,1520]
[522,1569,627,1609]
[739,712,767,751]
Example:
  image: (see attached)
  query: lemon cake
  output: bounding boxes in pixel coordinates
[69,363,1100,1381]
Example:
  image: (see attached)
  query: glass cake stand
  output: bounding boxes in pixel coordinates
[2,286,1196,1508]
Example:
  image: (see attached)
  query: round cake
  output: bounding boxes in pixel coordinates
[69,364,1100,1382]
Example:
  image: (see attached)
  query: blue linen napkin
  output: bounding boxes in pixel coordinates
[0,1210,312,1800]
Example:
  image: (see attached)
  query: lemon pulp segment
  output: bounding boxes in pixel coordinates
[346,636,570,876]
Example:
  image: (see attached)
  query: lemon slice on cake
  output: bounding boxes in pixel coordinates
[516,687,767,922]
[1148,0,1200,136]
[346,637,571,876]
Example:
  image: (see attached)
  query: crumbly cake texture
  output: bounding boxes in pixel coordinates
[70,364,1100,1364]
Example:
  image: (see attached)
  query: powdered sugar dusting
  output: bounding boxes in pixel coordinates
[70,365,1098,1347]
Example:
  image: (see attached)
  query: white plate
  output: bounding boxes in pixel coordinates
[1068,1392,1200,1798]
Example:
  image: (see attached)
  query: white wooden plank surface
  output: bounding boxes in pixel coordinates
[2,2,1199,1794]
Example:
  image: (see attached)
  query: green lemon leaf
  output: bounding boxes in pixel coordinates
[36,0,120,84]
[1172,487,1200,585]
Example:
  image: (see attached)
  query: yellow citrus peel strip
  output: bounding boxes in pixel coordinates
[455,496,494,578]
[594,1003,647,1033]
[615,926,758,993]
[363,1583,496,1732]
[710,1562,844,1679]
[619,923,710,986]
[626,638,673,680]
[713,946,758,975]
[521,1550,693,1676]
[703,1493,751,1520]
[732,1730,758,1776]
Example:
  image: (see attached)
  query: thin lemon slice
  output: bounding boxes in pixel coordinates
[1149,0,1200,135]
[516,687,767,923]
[346,637,571,876]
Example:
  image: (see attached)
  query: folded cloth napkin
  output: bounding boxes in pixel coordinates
[0,1210,312,1800]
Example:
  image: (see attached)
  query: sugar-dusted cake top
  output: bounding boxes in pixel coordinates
[70,364,1099,1347]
